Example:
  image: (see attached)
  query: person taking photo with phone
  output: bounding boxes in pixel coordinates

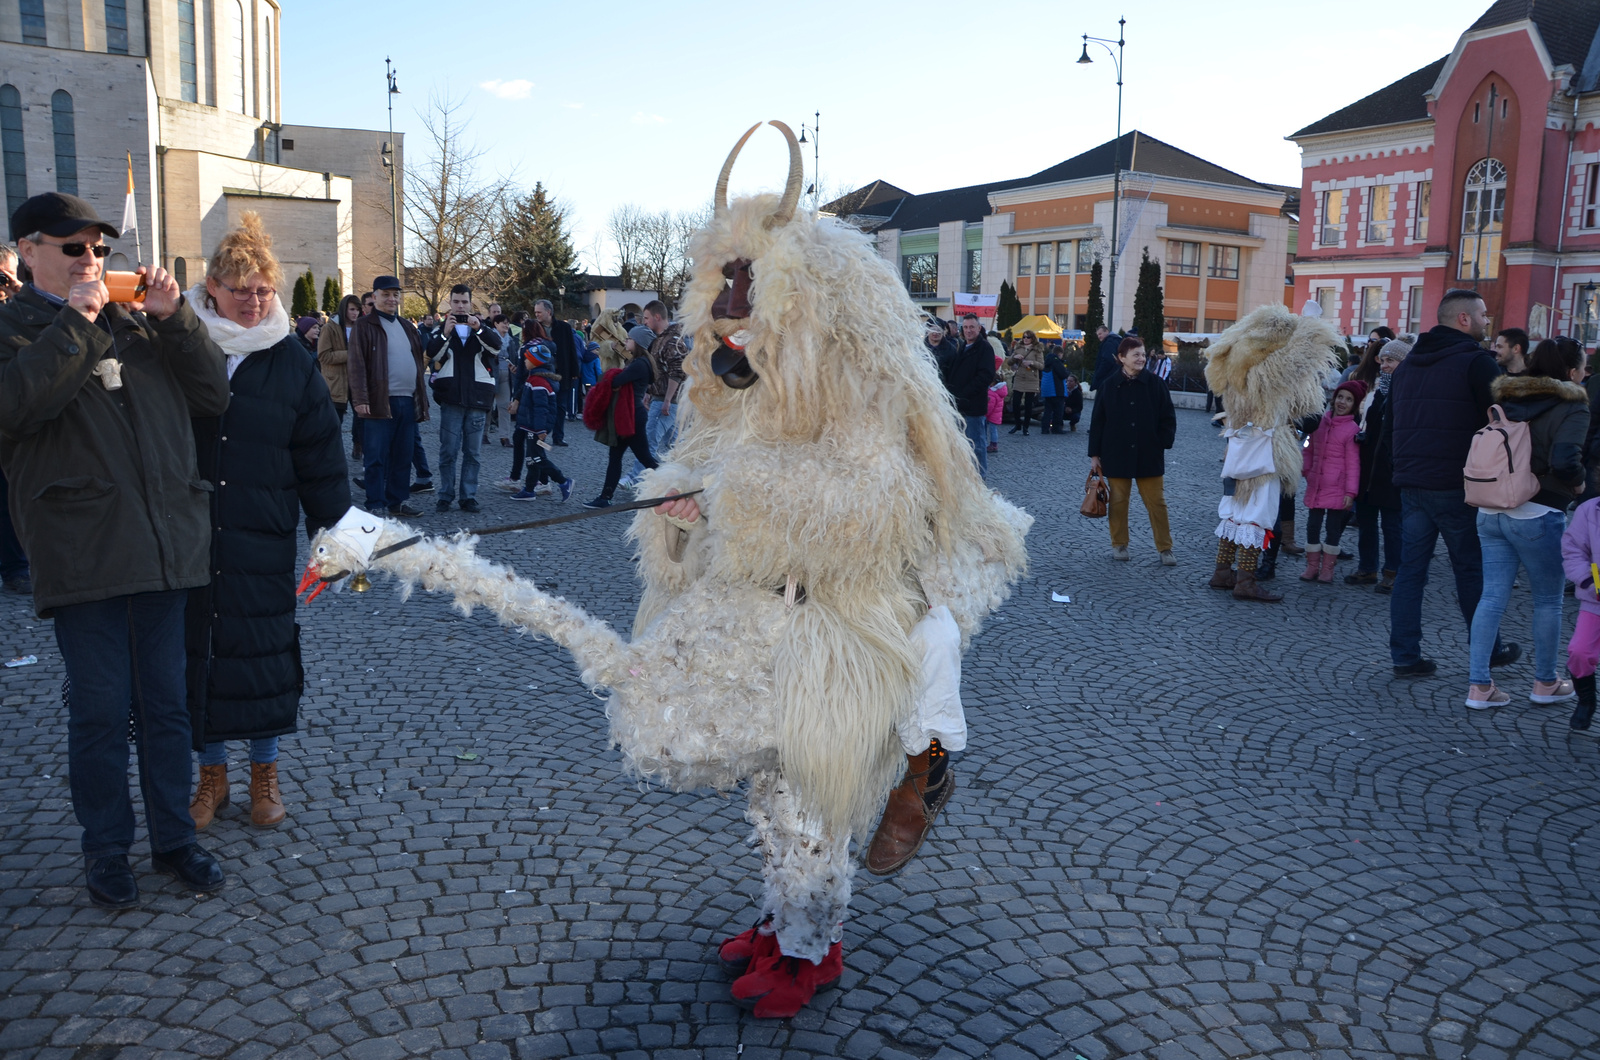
[0,191,230,909]
[423,284,500,513]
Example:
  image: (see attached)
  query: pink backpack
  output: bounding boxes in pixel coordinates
[1463,404,1539,509]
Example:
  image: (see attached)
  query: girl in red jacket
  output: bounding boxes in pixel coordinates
[1300,380,1367,583]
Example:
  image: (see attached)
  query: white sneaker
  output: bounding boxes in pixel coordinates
[533,482,553,495]
[1465,683,1510,710]
[1531,679,1578,704]
[492,478,520,492]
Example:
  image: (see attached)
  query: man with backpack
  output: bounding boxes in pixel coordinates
[1387,288,1519,677]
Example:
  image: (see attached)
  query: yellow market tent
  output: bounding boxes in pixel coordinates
[1005,314,1064,339]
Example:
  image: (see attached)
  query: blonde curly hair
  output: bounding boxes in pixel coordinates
[205,210,282,291]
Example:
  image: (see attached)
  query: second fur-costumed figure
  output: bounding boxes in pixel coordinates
[301,121,1030,1018]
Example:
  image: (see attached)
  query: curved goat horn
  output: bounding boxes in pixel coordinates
[715,123,762,214]
[767,120,804,227]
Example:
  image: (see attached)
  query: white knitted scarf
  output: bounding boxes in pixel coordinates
[186,284,292,378]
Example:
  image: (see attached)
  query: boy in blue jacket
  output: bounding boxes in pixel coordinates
[509,343,573,501]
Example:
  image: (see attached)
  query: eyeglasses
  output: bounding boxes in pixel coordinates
[42,241,110,258]
[218,281,277,303]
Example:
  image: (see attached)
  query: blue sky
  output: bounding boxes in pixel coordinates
[281,0,1468,271]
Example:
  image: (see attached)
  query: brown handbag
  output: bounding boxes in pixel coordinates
[1080,471,1110,518]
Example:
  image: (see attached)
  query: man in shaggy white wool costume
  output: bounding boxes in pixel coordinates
[1204,304,1339,602]
[300,121,1030,1018]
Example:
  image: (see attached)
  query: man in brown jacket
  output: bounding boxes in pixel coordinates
[347,275,427,516]
[318,293,365,459]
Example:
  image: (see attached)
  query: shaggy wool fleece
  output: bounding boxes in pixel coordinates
[1204,303,1341,496]
[306,153,1030,965]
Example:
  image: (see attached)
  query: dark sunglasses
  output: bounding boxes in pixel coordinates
[48,242,111,258]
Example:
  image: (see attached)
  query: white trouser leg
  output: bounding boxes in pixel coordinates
[745,771,850,964]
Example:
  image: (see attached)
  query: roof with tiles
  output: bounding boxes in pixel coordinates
[826,131,1276,234]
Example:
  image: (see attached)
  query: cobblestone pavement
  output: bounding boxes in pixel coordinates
[4,406,1600,1060]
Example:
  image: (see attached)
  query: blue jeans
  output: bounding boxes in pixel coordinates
[1469,510,1566,684]
[437,405,487,502]
[1389,487,1502,666]
[54,590,196,859]
[199,737,278,767]
[361,397,417,511]
[411,427,431,482]
[0,465,27,580]
[629,400,675,479]
[964,415,987,478]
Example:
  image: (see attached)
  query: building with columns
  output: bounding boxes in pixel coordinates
[0,0,400,302]
[1288,0,1600,343]
[827,131,1296,334]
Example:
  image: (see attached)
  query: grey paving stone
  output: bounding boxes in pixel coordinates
[3,407,1600,1058]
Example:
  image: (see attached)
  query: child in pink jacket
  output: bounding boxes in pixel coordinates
[986,357,1007,454]
[1299,380,1366,583]
[1561,496,1600,733]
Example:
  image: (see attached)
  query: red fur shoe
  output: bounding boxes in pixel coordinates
[717,918,777,976]
[730,941,844,1018]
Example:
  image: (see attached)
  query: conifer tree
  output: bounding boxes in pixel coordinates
[996,280,1023,332]
[1132,247,1165,347]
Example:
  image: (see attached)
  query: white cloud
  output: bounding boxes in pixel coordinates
[480,79,534,100]
[631,111,667,125]
[562,102,583,110]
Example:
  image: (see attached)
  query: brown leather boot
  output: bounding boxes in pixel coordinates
[1278,520,1304,555]
[865,745,956,876]
[190,764,229,830]
[1208,564,1236,590]
[1232,571,1282,603]
[249,761,287,828]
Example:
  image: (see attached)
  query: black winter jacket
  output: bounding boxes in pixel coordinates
[941,339,996,417]
[1088,368,1176,479]
[0,287,229,616]
[1093,333,1123,390]
[1389,325,1497,490]
[425,323,501,409]
[185,335,350,747]
[1359,389,1400,509]
[548,319,580,381]
[1492,373,1590,510]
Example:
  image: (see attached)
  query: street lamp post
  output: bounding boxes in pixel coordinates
[1078,17,1126,331]
[799,111,820,210]
[385,58,401,279]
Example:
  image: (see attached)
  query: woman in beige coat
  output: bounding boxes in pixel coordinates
[1006,330,1043,435]
[318,294,364,459]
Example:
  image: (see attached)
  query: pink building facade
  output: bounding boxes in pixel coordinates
[1290,1,1600,344]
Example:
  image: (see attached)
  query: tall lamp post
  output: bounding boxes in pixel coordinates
[799,111,820,210]
[1078,18,1126,330]
[384,58,401,278]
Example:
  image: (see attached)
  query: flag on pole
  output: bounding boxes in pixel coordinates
[120,154,137,239]
[121,153,143,265]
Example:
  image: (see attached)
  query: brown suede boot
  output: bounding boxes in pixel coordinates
[1232,571,1283,603]
[1208,564,1236,590]
[865,744,955,876]
[190,764,229,830]
[1278,519,1304,555]
[249,761,287,828]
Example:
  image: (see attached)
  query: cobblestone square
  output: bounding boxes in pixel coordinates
[3,407,1599,1059]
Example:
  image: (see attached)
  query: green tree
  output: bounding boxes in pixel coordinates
[1132,247,1164,348]
[291,269,316,318]
[996,280,1023,332]
[1082,259,1105,338]
[497,182,579,313]
[321,276,342,314]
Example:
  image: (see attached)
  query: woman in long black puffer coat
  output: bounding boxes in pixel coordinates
[184,213,350,831]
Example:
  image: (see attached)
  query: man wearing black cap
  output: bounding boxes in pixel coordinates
[348,274,428,516]
[0,192,230,908]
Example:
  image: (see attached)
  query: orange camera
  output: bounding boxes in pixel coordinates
[103,271,147,304]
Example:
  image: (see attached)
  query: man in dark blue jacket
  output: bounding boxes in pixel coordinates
[424,284,500,513]
[1387,288,1518,677]
[940,315,997,478]
[1091,326,1119,390]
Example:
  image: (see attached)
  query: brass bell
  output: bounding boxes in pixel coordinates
[350,572,372,593]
